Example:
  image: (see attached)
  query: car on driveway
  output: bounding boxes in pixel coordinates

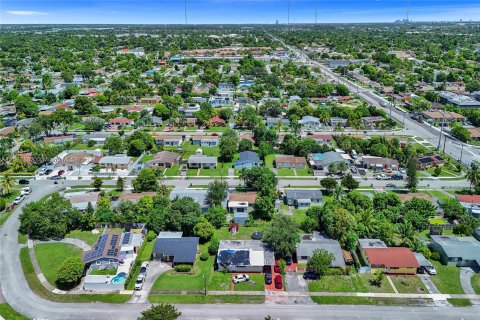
[21,187,32,195]
[264,272,272,285]
[376,173,390,180]
[425,265,437,275]
[134,274,145,290]
[58,170,65,176]
[303,271,320,280]
[274,275,283,289]
[140,262,149,276]
[285,256,292,266]
[350,166,358,173]
[233,274,249,284]
[18,179,30,185]
[274,264,280,273]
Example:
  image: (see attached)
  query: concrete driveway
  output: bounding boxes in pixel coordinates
[285,272,314,305]
[128,261,171,303]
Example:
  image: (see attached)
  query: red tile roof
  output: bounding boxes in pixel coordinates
[364,248,419,269]
[456,194,480,204]
[228,192,257,203]
[109,117,133,124]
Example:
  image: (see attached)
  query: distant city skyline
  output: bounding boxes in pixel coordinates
[1,0,480,24]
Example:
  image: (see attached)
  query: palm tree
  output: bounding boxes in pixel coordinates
[337,162,348,174]
[332,184,345,201]
[396,220,416,248]
[1,174,14,195]
[357,209,379,238]
[467,164,480,191]
[239,168,248,186]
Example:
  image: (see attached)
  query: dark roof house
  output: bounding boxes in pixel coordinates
[152,237,199,265]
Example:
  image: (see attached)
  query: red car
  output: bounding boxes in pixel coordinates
[274,265,280,273]
[58,170,65,176]
[5,204,14,212]
[274,275,283,289]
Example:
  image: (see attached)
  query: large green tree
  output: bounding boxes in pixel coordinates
[263,216,300,258]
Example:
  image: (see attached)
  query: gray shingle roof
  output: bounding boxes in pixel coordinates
[431,235,480,262]
[152,237,199,264]
[238,151,260,163]
[187,155,217,164]
[296,239,346,267]
[285,189,323,201]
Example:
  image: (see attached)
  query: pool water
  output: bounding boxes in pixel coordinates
[110,272,127,284]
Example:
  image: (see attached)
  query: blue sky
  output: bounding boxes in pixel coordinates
[1,0,479,24]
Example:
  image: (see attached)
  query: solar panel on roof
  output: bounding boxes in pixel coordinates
[122,233,131,245]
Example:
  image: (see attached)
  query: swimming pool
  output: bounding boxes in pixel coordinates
[110,272,127,284]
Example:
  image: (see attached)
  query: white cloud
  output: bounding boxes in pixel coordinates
[6,11,47,16]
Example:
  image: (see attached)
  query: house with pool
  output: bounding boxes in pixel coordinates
[82,232,143,291]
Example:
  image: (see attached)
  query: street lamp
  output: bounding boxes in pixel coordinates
[202,273,207,295]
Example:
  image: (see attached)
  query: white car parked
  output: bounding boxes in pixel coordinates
[21,187,32,195]
[232,274,250,284]
[13,195,26,205]
[134,274,145,290]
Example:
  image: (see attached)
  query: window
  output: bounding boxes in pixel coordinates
[236,208,244,213]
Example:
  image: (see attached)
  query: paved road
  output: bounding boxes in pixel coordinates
[267,31,480,168]
[1,182,480,320]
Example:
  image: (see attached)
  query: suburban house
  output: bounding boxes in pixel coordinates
[330,117,348,127]
[299,116,321,127]
[296,234,346,267]
[98,155,133,170]
[145,151,180,168]
[154,135,183,147]
[217,240,275,273]
[83,232,143,291]
[82,132,119,145]
[191,135,220,147]
[358,239,387,263]
[417,154,445,169]
[64,191,100,211]
[275,155,307,169]
[52,150,101,172]
[178,104,200,116]
[175,117,197,127]
[467,128,480,141]
[187,155,217,169]
[284,189,323,209]
[363,247,419,275]
[239,132,255,144]
[430,235,480,268]
[227,192,257,224]
[304,134,334,145]
[422,111,465,123]
[169,189,209,211]
[266,117,290,127]
[209,116,226,127]
[308,151,349,170]
[152,235,199,266]
[234,151,260,169]
[109,117,134,126]
[455,194,480,217]
[43,135,75,145]
[362,116,385,127]
[360,156,399,170]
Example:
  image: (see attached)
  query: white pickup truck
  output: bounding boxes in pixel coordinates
[375,173,390,180]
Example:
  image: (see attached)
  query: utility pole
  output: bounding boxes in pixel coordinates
[437,110,446,150]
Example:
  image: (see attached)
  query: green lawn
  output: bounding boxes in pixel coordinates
[140,154,154,163]
[390,276,428,294]
[206,126,230,132]
[0,303,30,320]
[429,218,447,225]
[471,274,480,294]
[293,209,308,225]
[308,274,394,293]
[152,245,230,292]
[66,230,101,246]
[187,169,199,177]
[265,154,275,168]
[180,141,220,158]
[429,260,464,294]
[295,168,312,176]
[198,164,229,177]
[148,294,264,304]
[164,164,180,176]
[18,233,28,244]
[277,168,294,176]
[235,274,264,291]
[34,243,83,288]
[90,269,117,275]
[19,248,130,303]
[67,124,85,131]
[311,296,431,306]
[447,298,472,307]
[427,190,453,203]
[70,143,103,151]
[214,226,267,241]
